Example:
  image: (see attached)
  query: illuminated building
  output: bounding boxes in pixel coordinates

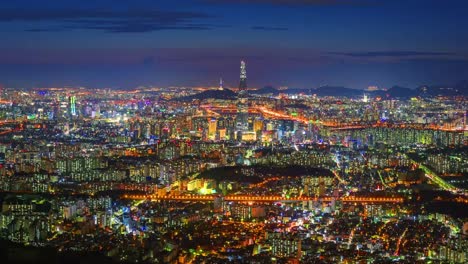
[266,121,276,131]
[426,153,468,176]
[56,157,107,175]
[0,152,5,169]
[252,149,334,167]
[208,118,217,139]
[267,232,302,259]
[223,202,266,220]
[363,94,369,103]
[302,175,334,196]
[236,60,249,133]
[239,60,247,91]
[436,237,467,264]
[253,118,264,132]
[69,95,76,116]
[217,117,226,130]
[333,127,465,147]
[235,131,257,141]
[191,117,207,132]
[217,129,226,140]
[0,195,51,243]
[93,104,100,118]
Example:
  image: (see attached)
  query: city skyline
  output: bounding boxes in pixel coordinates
[1,0,468,89]
[0,2,467,263]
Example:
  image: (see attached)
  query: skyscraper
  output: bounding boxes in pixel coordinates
[236,60,249,135]
[239,60,247,90]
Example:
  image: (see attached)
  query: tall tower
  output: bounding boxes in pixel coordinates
[219,78,224,90]
[239,60,247,90]
[236,60,249,135]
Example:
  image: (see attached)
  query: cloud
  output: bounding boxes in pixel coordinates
[329,51,454,58]
[251,26,288,31]
[402,57,468,64]
[0,8,219,33]
[24,28,66,32]
[66,21,215,33]
[205,0,378,6]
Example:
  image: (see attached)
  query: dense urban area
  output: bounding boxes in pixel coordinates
[0,62,466,263]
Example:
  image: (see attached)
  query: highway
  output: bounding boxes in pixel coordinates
[406,155,462,195]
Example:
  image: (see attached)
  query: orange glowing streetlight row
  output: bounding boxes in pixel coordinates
[122,194,404,203]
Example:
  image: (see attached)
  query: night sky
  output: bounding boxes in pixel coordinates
[1,0,467,89]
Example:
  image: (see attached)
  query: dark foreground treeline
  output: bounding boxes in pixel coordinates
[0,239,119,264]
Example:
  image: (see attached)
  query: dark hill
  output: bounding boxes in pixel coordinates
[385,85,418,98]
[251,86,280,95]
[315,86,362,97]
[176,89,236,101]
[417,81,468,97]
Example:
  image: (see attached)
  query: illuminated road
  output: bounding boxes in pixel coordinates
[0,129,15,135]
[0,119,24,135]
[0,126,23,135]
[418,163,460,193]
[331,169,347,185]
[394,227,408,256]
[377,170,390,188]
[348,221,362,249]
[406,155,462,195]
[0,120,21,125]
[200,104,467,132]
[122,194,404,204]
[330,152,349,185]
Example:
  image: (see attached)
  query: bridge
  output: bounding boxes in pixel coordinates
[122,194,404,204]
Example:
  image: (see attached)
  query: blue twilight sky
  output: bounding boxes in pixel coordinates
[0,0,467,89]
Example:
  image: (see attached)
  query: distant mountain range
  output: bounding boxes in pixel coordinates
[253,81,468,98]
[177,81,468,101]
[416,80,468,97]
